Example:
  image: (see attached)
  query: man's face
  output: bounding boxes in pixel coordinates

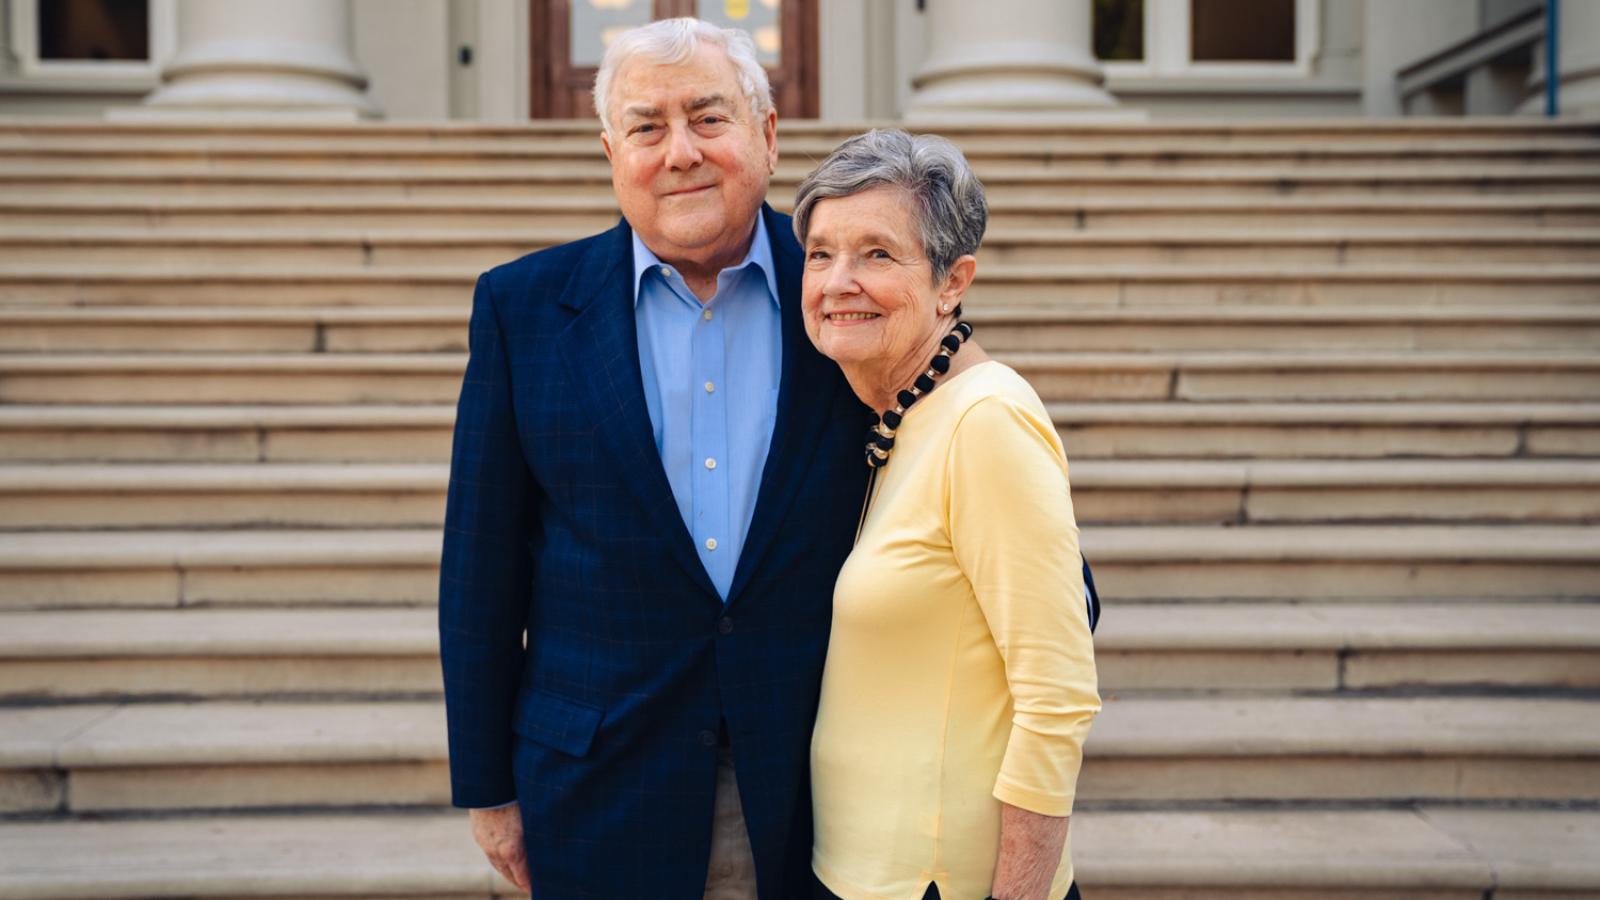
[600,43,779,270]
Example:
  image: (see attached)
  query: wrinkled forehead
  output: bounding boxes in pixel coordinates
[609,44,744,119]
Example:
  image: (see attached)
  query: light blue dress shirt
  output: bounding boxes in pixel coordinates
[632,217,783,600]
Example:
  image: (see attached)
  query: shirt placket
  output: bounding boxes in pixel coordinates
[692,294,731,598]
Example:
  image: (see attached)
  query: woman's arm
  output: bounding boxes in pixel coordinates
[946,393,1100,894]
[991,804,1070,900]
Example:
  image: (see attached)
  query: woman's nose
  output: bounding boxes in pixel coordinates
[822,258,859,296]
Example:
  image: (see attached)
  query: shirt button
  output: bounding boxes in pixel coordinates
[702,309,713,321]
[660,266,672,277]
[698,729,718,748]
[718,616,734,635]
[704,457,717,470]
[705,537,718,551]
[705,381,715,393]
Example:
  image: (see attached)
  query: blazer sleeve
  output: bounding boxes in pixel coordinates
[946,395,1100,817]
[438,269,538,808]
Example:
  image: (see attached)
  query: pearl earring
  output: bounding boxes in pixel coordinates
[941,303,950,313]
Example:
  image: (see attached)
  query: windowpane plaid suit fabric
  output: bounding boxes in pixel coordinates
[439,206,869,899]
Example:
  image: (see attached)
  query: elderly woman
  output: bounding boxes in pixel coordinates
[797,129,1100,900]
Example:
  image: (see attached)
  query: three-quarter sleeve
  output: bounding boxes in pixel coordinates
[945,395,1101,817]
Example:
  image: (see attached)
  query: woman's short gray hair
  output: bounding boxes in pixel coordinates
[793,129,988,284]
[592,18,773,137]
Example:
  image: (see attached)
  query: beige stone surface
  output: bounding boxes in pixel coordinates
[45,701,443,767]
[1095,559,1600,601]
[0,656,443,701]
[0,705,116,767]
[1086,696,1600,757]
[69,760,450,811]
[1072,809,1494,888]
[0,769,63,814]
[1094,649,1340,692]
[0,607,436,657]
[1346,650,1600,689]
[0,811,505,898]
[1421,807,1600,891]
[1096,602,1600,650]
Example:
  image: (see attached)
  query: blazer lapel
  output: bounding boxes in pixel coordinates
[726,206,841,606]
[555,220,721,602]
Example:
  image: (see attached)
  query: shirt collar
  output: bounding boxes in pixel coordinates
[630,212,780,309]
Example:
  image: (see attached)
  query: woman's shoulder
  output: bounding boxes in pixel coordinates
[936,360,1054,429]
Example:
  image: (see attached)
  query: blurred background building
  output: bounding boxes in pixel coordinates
[1,0,1596,121]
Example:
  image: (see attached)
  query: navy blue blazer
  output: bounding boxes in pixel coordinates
[438,205,869,899]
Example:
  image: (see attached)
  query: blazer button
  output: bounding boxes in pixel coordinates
[698,729,718,748]
[717,616,734,635]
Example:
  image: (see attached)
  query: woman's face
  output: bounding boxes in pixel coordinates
[801,186,948,371]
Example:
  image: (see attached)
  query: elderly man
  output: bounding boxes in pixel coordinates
[438,17,866,900]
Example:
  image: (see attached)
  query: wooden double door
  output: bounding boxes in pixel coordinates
[530,0,818,120]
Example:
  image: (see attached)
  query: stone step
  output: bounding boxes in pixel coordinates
[6,193,1597,232]
[1,601,1594,702]
[3,305,1597,355]
[4,132,1596,168]
[7,115,1593,141]
[1,806,1594,900]
[1082,695,1600,803]
[4,459,1597,530]
[1081,524,1600,601]
[0,607,441,701]
[3,163,1595,200]
[2,351,1594,405]
[0,528,444,610]
[4,264,1593,307]
[1053,400,1600,459]
[0,524,1593,609]
[0,401,1593,463]
[2,696,1596,815]
[1096,601,1600,692]
[5,227,1600,269]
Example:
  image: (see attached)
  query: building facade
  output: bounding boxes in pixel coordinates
[0,0,1595,122]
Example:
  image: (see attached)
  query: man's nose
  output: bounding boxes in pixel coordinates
[664,125,702,170]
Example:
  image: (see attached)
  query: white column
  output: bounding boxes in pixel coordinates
[125,0,379,119]
[1520,0,1600,116]
[905,0,1138,123]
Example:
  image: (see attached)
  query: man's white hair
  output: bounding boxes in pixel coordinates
[592,17,774,136]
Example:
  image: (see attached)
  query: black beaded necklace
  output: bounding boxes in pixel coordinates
[855,318,973,542]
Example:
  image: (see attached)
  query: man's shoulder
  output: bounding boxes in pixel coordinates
[480,223,628,294]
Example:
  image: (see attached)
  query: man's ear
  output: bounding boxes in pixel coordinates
[941,255,977,306]
[600,130,614,164]
[762,109,778,172]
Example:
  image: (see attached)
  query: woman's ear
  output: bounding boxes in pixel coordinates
[940,255,977,308]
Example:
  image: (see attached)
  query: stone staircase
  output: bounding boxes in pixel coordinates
[1,118,1598,899]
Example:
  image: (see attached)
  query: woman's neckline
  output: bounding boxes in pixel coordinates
[894,358,1000,426]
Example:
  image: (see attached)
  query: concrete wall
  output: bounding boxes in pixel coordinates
[353,0,451,119]
[1362,0,1481,116]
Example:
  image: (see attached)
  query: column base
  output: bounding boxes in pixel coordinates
[107,106,369,122]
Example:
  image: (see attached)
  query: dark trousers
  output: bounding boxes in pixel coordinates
[814,879,1082,900]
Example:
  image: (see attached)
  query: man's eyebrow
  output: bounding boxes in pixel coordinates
[620,104,662,120]
[686,94,736,113]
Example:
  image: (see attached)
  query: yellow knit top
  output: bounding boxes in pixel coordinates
[810,360,1100,900]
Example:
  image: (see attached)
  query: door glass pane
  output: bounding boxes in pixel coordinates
[696,0,781,66]
[1191,0,1295,61]
[571,0,652,68]
[39,0,149,61]
[1094,0,1144,62]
